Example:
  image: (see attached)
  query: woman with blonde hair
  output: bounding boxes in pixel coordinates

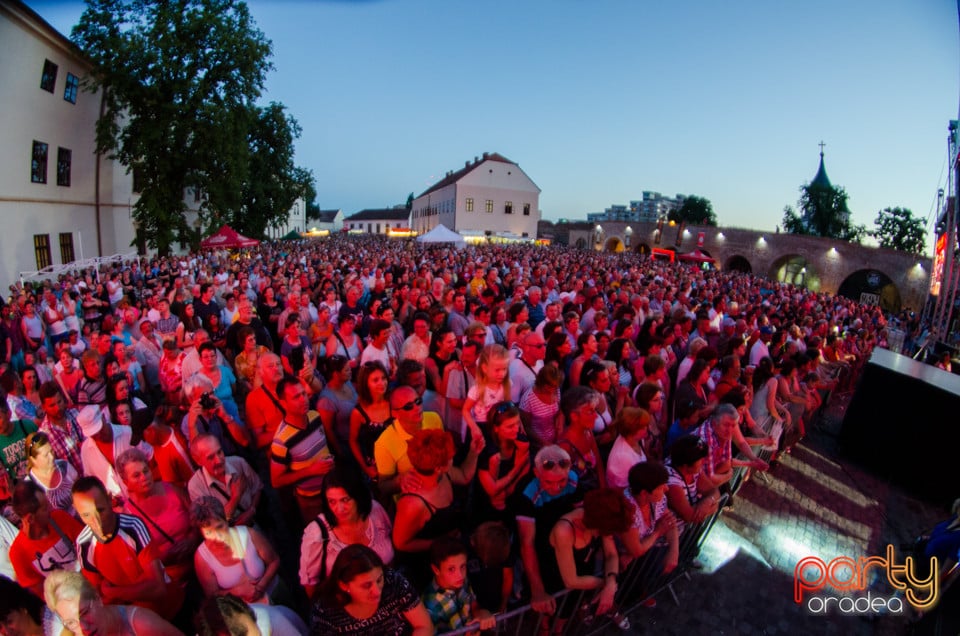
[24,431,78,514]
[44,570,181,636]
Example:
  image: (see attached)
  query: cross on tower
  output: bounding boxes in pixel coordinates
[818,140,826,156]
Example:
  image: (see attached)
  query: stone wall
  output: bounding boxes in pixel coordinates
[567,222,932,312]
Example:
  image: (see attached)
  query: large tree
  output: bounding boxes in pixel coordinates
[668,195,717,226]
[872,207,926,254]
[72,0,277,254]
[782,181,866,243]
[227,103,314,238]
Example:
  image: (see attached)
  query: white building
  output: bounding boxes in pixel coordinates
[587,192,688,224]
[264,197,306,239]
[343,207,410,235]
[411,152,540,242]
[0,0,146,285]
[310,209,344,233]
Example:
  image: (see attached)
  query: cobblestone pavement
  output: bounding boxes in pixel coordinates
[609,396,956,636]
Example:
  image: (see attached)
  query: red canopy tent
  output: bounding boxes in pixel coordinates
[200,225,260,249]
[678,249,715,263]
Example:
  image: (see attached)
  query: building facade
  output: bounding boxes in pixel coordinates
[0,0,140,284]
[343,207,410,235]
[411,152,540,241]
[587,192,687,225]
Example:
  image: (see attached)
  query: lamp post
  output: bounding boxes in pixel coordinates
[594,225,604,251]
[625,226,633,249]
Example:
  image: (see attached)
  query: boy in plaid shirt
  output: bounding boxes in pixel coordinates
[423,537,496,634]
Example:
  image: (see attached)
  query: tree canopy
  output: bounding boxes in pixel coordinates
[72,0,313,253]
[872,207,926,254]
[782,180,865,243]
[667,195,717,226]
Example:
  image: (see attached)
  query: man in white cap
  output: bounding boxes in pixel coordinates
[78,405,153,501]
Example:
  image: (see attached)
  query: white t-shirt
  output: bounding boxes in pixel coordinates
[606,436,646,489]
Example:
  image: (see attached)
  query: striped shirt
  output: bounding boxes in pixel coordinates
[270,411,331,497]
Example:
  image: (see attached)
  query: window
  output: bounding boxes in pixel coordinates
[485,200,493,213]
[523,203,531,216]
[376,223,381,234]
[59,233,75,263]
[466,198,474,212]
[63,73,79,103]
[57,147,71,186]
[31,141,48,183]
[40,59,58,93]
[194,187,202,203]
[504,201,513,215]
[34,234,51,269]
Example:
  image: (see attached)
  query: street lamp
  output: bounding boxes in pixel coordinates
[594,224,604,249]
[625,226,633,249]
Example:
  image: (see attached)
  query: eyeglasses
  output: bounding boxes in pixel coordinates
[540,458,571,471]
[394,397,423,411]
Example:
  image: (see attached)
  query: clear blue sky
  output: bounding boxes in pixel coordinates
[29,0,960,242]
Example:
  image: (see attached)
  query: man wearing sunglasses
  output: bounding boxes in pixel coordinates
[515,445,582,616]
[374,386,482,496]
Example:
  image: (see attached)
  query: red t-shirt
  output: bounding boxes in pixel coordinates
[10,510,84,591]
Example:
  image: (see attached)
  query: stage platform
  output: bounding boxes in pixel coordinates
[840,347,960,505]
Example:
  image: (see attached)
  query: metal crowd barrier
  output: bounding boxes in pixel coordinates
[443,494,730,635]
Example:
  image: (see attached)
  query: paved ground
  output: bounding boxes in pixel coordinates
[611,395,957,636]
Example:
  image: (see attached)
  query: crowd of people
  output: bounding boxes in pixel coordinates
[0,233,890,635]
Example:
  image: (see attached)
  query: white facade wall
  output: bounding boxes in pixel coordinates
[412,182,456,235]
[0,2,139,284]
[454,160,539,237]
[412,157,540,239]
[345,213,410,234]
[265,197,306,239]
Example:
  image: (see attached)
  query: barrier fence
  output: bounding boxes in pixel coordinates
[444,493,730,636]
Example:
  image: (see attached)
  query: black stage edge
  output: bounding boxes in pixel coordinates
[840,347,960,506]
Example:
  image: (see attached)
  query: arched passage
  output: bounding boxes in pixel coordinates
[575,237,587,250]
[604,237,625,253]
[837,269,902,313]
[769,254,821,291]
[635,242,651,256]
[724,255,752,273]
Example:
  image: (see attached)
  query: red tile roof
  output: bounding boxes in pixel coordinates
[417,152,515,198]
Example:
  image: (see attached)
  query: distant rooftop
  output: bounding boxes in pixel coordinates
[344,207,410,221]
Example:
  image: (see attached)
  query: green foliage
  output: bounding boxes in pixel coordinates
[667,195,717,226]
[781,181,865,243]
[72,0,311,254]
[872,207,926,254]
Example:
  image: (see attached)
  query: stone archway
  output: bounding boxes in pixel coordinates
[837,269,902,314]
[635,242,651,257]
[575,237,587,250]
[770,254,821,291]
[725,255,752,273]
[604,237,625,253]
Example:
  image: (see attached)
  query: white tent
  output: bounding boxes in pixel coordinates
[416,224,466,248]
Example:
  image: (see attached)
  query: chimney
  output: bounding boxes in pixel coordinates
[465,160,470,168]
[482,152,489,159]
[474,156,479,164]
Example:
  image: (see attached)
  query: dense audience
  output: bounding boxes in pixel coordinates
[0,234,894,634]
